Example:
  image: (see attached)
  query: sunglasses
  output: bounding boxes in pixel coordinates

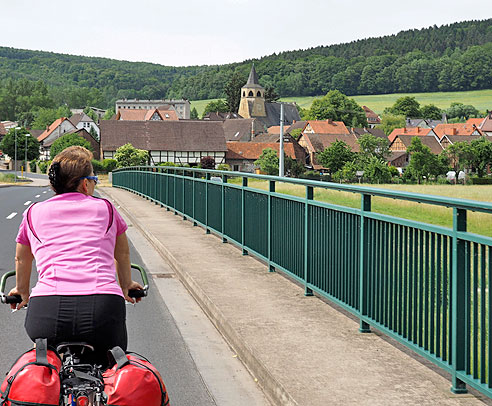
[80,175,99,185]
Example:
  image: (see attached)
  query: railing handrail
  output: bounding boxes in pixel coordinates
[112,166,492,214]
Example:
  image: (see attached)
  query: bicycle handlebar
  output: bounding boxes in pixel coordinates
[1,264,149,303]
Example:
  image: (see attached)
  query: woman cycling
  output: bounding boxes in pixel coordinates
[8,146,142,367]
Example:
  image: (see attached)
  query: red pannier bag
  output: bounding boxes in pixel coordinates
[103,346,170,406]
[0,338,62,406]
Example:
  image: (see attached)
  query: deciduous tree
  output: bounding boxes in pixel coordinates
[50,133,92,158]
[202,99,228,118]
[0,128,40,161]
[304,90,367,127]
[254,148,279,175]
[317,140,354,173]
[114,143,148,168]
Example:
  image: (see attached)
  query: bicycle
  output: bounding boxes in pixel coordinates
[0,264,149,406]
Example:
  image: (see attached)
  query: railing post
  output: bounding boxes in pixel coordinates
[451,208,468,394]
[173,169,178,215]
[192,171,197,226]
[205,172,211,234]
[165,169,170,211]
[304,185,313,296]
[242,177,248,255]
[182,169,186,220]
[268,180,275,272]
[359,194,371,333]
[221,174,228,243]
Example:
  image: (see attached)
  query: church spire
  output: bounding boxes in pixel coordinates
[246,64,260,86]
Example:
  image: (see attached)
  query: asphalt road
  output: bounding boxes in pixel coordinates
[0,184,215,405]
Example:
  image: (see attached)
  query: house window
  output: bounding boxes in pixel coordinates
[257,91,261,97]
[248,91,253,97]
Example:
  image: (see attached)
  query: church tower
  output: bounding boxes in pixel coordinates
[238,64,266,118]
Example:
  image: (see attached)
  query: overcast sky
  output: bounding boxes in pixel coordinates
[1,0,490,67]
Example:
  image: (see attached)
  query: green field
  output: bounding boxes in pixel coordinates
[191,88,492,117]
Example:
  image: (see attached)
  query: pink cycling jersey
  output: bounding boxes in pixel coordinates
[16,192,127,298]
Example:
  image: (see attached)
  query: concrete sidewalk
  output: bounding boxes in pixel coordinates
[100,186,489,406]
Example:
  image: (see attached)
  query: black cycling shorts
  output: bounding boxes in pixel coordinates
[25,294,127,367]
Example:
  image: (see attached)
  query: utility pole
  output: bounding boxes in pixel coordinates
[279,103,284,177]
[14,126,21,182]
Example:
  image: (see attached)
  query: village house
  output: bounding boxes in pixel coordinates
[302,119,350,135]
[0,122,7,142]
[238,65,300,129]
[433,122,483,140]
[223,118,264,142]
[37,118,77,160]
[70,112,100,140]
[115,99,190,120]
[388,134,443,169]
[362,106,381,127]
[43,128,100,160]
[405,115,447,129]
[467,112,492,136]
[226,141,306,173]
[203,112,241,121]
[114,107,178,122]
[350,127,387,139]
[99,120,226,166]
[298,132,359,170]
[440,135,483,149]
[388,127,437,143]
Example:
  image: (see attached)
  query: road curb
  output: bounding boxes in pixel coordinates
[101,187,297,406]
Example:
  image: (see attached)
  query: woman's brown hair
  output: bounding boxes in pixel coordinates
[48,146,94,194]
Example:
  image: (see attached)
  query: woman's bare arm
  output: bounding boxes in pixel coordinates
[114,232,143,303]
[8,243,33,310]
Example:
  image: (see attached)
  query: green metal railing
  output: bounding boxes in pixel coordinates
[113,166,492,398]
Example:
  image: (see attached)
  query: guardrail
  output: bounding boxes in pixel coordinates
[113,166,492,398]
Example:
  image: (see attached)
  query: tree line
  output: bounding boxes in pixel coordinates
[0,18,491,120]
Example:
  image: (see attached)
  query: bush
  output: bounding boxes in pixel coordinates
[157,161,176,167]
[300,170,322,181]
[469,176,492,185]
[103,159,118,173]
[91,159,104,174]
[38,160,51,174]
[114,143,148,168]
[217,163,231,171]
[29,160,37,173]
[436,175,450,184]
[200,156,215,169]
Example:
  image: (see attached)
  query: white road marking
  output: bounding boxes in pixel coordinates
[24,201,31,206]
[35,195,40,198]
[6,212,17,220]
[42,191,47,194]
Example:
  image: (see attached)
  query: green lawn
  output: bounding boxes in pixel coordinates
[191,88,492,117]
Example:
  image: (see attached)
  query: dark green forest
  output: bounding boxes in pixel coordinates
[1,18,491,121]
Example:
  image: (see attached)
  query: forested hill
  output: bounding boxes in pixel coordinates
[0,18,491,111]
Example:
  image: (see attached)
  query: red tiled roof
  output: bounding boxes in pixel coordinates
[100,120,226,152]
[466,118,484,127]
[304,120,350,135]
[38,117,68,142]
[226,142,298,160]
[388,127,434,143]
[116,109,178,121]
[267,126,281,135]
[481,113,492,132]
[433,123,481,139]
